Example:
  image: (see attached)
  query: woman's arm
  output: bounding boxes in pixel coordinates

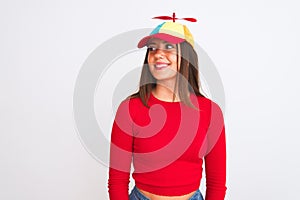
[204,101,227,200]
[108,100,134,200]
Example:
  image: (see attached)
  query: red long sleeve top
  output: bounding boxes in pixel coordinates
[108,92,226,200]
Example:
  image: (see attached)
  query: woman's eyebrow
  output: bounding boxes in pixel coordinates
[147,41,169,46]
[147,42,158,46]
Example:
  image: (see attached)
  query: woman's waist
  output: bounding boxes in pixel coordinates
[138,188,197,200]
[134,180,201,198]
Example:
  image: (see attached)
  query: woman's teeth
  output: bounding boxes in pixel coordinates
[155,64,168,70]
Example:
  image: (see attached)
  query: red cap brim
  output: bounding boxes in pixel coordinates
[137,33,185,48]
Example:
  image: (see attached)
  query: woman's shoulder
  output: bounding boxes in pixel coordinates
[115,95,148,122]
[117,94,145,110]
[193,94,223,112]
[192,93,212,106]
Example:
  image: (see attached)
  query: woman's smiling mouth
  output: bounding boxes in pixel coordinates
[154,62,169,70]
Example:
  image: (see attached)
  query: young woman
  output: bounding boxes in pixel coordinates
[108,21,226,200]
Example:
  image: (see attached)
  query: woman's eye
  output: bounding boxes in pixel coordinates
[165,44,175,50]
[148,47,157,51]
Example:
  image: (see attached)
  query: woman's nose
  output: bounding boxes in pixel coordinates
[154,48,165,59]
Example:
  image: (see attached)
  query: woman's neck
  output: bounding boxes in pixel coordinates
[152,84,180,102]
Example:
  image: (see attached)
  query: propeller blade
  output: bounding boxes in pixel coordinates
[181,18,197,22]
[152,16,174,20]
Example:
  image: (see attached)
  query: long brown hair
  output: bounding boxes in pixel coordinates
[128,41,205,108]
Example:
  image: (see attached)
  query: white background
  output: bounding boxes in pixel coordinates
[1,0,300,199]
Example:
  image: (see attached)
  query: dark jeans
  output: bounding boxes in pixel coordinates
[129,186,204,200]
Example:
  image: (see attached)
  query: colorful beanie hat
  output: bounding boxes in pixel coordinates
[137,21,195,48]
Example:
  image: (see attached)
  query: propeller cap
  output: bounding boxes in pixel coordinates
[137,22,195,48]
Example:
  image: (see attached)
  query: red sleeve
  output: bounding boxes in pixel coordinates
[204,101,227,200]
[108,100,134,200]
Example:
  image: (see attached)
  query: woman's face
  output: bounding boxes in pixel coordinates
[147,38,180,83]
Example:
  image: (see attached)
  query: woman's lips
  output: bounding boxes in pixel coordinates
[154,63,169,70]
